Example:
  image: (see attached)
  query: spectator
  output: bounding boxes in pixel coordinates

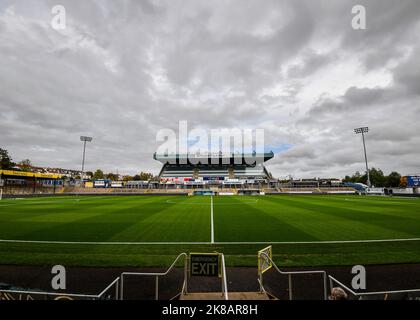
[329,287,348,300]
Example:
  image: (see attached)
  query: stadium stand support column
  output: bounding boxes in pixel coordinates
[32,177,36,194]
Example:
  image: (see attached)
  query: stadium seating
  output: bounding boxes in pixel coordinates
[155,153,273,187]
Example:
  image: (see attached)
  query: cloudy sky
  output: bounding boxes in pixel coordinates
[0,0,419,178]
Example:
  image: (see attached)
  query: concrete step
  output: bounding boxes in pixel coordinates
[179,292,272,300]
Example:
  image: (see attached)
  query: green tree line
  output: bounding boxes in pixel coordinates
[343,167,403,187]
[85,170,155,181]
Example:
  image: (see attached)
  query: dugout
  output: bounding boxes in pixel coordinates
[193,190,216,196]
[237,189,262,195]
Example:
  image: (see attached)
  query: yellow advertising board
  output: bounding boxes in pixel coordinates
[0,170,61,179]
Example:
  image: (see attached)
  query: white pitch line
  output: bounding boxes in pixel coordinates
[0,239,211,245]
[0,238,419,245]
[165,199,258,205]
[210,195,214,244]
[211,238,420,244]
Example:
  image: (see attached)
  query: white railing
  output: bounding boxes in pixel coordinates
[328,275,420,300]
[0,289,98,300]
[119,253,188,300]
[1,252,228,300]
[221,253,229,300]
[0,277,120,300]
[259,252,328,300]
[97,277,120,299]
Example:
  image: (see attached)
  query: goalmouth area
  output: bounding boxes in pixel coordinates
[0,194,419,267]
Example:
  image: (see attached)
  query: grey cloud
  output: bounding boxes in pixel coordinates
[280,145,317,160]
[344,87,386,105]
[393,47,420,96]
[304,86,397,124]
[287,50,335,78]
[329,0,420,70]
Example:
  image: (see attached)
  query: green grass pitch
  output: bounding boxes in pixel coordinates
[0,195,419,267]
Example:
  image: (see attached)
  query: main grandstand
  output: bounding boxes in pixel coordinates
[154,151,274,189]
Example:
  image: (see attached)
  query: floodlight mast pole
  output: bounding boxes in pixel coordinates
[361,131,370,187]
[80,136,93,187]
[81,140,87,173]
[354,127,371,187]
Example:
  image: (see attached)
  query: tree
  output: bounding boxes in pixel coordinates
[149,175,159,182]
[343,175,352,183]
[92,169,104,180]
[386,171,401,188]
[0,148,15,170]
[85,171,93,179]
[19,159,32,172]
[369,168,385,187]
[343,171,363,183]
[354,171,362,182]
[106,173,119,181]
[123,175,134,181]
[344,168,402,187]
[133,172,153,181]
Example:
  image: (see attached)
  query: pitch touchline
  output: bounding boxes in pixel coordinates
[0,238,419,245]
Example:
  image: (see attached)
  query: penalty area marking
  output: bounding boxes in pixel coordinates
[0,238,419,246]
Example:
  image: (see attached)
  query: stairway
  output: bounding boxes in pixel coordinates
[193,168,199,179]
[228,167,235,179]
[179,291,273,300]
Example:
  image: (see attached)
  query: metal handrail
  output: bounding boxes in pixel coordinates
[221,253,229,300]
[257,277,266,293]
[119,253,188,300]
[97,277,120,299]
[0,289,98,299]
[328,275,420,299]
[260,252,328,300]
[1,276,122,300]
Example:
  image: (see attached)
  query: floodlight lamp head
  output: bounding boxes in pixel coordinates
[80,136,93,142]
[354,127,369,134]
